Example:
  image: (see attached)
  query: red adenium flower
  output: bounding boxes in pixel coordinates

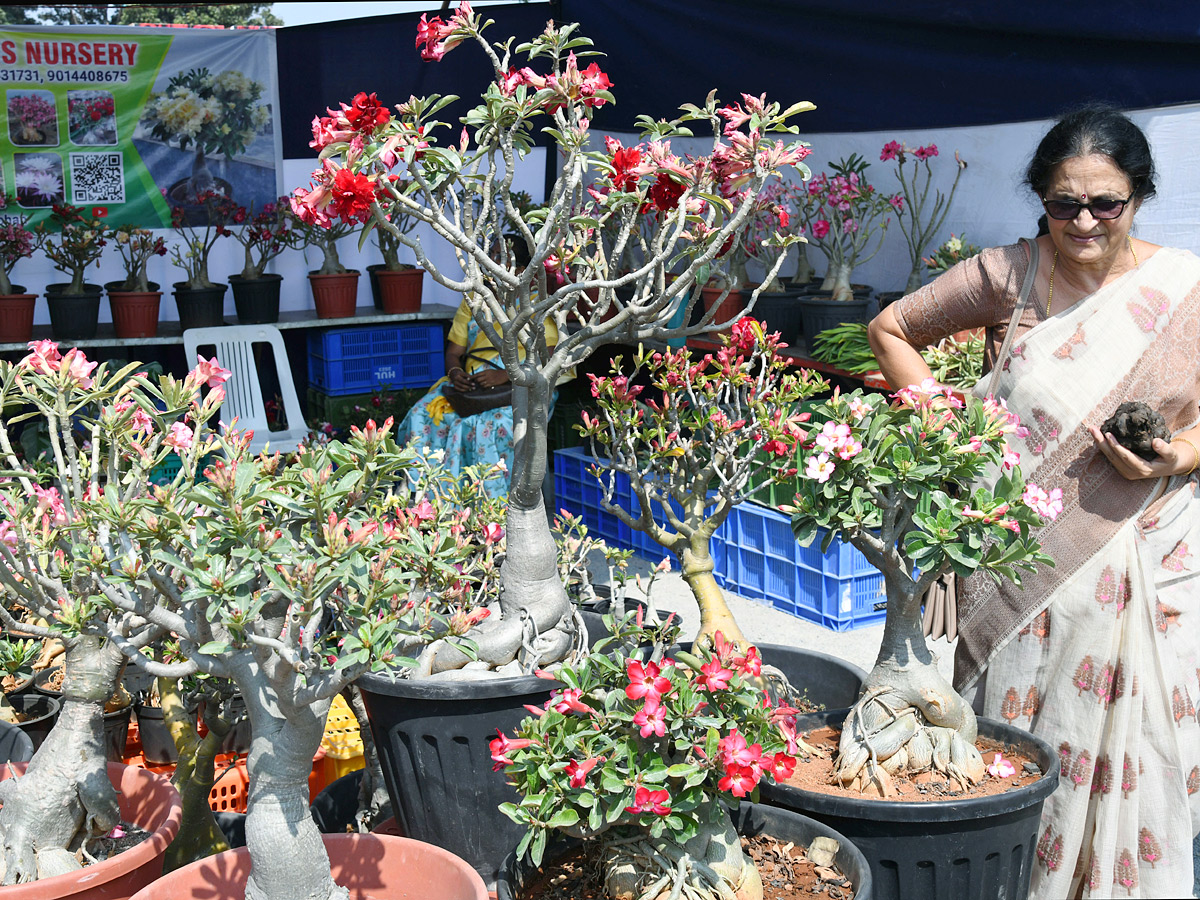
[625,786,671,816]
[565,755,604,788]
[625,659,671,703]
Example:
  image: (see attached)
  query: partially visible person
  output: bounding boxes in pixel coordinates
[868,105,1200,898]
[395,240,558,497]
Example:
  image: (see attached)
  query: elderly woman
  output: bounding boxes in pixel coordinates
[869,106,1200,898]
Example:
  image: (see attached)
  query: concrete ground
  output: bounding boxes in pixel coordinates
[588,551,958,683]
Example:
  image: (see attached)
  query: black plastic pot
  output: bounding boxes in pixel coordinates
[875,290,907,310]
[748,290,804,344]
[134,702,177,766]
[172,282,227,331]
[311,768,365,834]
[496,800,873,900]
[798,294,873,343]
[757,643,866,712]
[230,273,282,324]
[357,668,560,888]
[0,717,34,763]
[44,282,103,340]
[760,710,1059,900]
[366,263,386,310]
[8,693,59,750]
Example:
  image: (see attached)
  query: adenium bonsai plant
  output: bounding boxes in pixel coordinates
[226,197,292,280]
[579,318,824,649]
[292,3,813,675]
[0,342,209,883]
[786,382,1059,795]
[801,155,899,301]
[109,224,168,292]
[0,196,35,297]
[35,203,109,295]
[495,612,799,900]
[879,140,968,294]
[170,191,234,289]
[287,210,356,275]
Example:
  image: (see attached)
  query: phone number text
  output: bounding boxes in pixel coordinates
[0,69,130,84]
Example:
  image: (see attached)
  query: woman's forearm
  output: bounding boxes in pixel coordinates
[867,306,934,391]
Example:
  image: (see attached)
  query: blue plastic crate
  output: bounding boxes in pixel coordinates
[552,448,732,579]
[308,324,445,395]
[721,501,886,631]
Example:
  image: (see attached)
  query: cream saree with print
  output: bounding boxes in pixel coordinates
[954,244,1200,898]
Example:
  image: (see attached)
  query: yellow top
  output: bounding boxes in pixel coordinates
[448,299,560,374]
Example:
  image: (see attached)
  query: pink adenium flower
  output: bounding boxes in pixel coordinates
[805,452,835,483]
[164,422,195,451]
[987,752,1016,778]
[811,219,830,239]
[880,140,903,162]
[19,339,61,376]
[632,700,667,738]
[1022,483,1063,520]
[696,658,734,692]
[61,348,97,389]
[193,354,232,389]
[549,687,595,716]
[482,522,504,544]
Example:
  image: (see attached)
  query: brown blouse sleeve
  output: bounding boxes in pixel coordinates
[892,243,1033,350]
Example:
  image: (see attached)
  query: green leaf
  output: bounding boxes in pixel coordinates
[546,808,580,829]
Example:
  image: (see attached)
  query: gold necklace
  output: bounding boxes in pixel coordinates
[1046,234,1139,316]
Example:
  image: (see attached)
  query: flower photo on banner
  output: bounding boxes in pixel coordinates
[13,153,64,208]
[67,90,117,146]
[7,89,58,147]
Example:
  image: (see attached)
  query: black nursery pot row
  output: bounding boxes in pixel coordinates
[348,639,1058,900]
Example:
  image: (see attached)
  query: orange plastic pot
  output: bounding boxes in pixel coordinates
[308,270,361,320]
[107,284,162,339]
[129,833,487,900]
[0,761,182,900]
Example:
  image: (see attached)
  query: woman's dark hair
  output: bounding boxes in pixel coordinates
[1025,105,1157,201]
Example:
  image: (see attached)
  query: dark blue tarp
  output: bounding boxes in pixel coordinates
[277,1,1200,159]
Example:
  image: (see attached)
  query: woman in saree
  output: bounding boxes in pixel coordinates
[869,106,1200,899]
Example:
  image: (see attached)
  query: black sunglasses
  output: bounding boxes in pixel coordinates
[1041,195,1133,221]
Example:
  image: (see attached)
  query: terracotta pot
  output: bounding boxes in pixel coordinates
[106,282,162,339]
[129,833,487,900]
[375,267,424,314]
[700,284,745,334]
[0,290,37,343]
[0,761,182,900]
[308,270,360,320]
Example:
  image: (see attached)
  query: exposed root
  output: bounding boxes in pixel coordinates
[833,673,984,798]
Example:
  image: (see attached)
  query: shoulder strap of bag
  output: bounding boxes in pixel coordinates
[463,350,504,371]
[990,238,1040,367]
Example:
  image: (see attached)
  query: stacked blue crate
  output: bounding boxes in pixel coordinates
[552,447,730,582]
[721,501,886,631]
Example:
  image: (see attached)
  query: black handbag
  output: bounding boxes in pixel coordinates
[440,352,512,417]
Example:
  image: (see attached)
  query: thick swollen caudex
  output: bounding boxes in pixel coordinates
[682,543,749,652]
[835,611,984,795]
[0,637,123,884]
[603,808,761,900]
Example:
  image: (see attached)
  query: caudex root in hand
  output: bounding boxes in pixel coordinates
[832,683,985,798]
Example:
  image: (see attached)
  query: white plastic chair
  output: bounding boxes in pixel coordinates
[183,324,309,455]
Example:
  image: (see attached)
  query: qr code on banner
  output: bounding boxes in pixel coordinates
[69,152,125,205]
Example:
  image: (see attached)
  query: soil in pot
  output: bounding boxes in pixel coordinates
[784,722,1043,802]
[762,711,1058,900]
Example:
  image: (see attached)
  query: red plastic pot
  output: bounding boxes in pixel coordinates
[0,290,37,343]
[308,270,360,319]
[129,833,487,900]
[0,761,182,900]
[375,267,424,314]
[107,284,162,339]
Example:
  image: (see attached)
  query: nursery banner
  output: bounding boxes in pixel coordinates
[0,25,281,230]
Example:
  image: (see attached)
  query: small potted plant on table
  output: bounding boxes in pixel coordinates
[0,197,37,343]
[107,224,168,338]
[35,203,109,340]
[169,191,234,330]
[227,197,292,323]
[288,179,362,319]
